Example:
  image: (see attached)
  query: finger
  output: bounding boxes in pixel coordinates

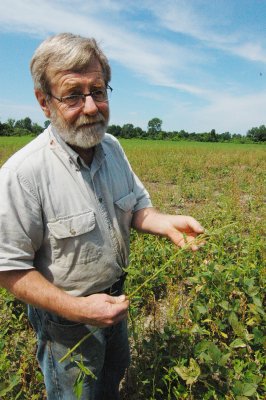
[109,303,129,325]
[105,294,128,305]
[107,297,129,313]
[168,230,186,247]
[114,294,127,303]
[171,232,202,251]
[187,217,204,234]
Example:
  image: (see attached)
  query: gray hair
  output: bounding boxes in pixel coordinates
[30,33,111,94]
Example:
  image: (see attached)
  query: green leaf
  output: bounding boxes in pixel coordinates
[219,352,231,366]
[229,312,252,341]
[241,383,257,396]
[174,358,201,385]
[252,296,262,307]
[230,338,246,348]
[75,360,96,379]
[233,381,257,397]
[219,300,230,310]
[196,304,208,314]
[0,374,20,396]
[73,377,83,400]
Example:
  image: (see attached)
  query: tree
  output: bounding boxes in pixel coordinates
[121,123,134,138]
[147,118,162,138]
[107,124,122,137]
[15,117,33,132]
[177,130,189,139]
[23,117,33,132]
[133,126,144,138]
[0,121,9,136]
[219,132,231,142]
[32,123,43,135]
[209,128,218,142]
[247,125,266,142]
[44,120,51,129]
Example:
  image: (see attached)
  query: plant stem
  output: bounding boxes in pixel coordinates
[59,327,98,363]
[59,223,236,362]
[127,223,236,300]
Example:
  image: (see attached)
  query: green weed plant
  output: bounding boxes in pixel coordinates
[0,138,265,399]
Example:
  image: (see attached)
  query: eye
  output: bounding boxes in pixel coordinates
[66,94,81,100]
[63,94,83,107]
[91,88,107,102]
[93,88,105,95]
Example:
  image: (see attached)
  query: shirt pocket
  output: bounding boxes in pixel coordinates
[114,192,137,232]
[115,192,137,213]
[47,210,102,266]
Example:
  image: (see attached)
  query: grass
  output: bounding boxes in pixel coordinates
[0,136,34,167]
[0,137,265,399]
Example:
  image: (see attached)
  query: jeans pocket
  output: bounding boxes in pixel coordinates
[46,317,91,346]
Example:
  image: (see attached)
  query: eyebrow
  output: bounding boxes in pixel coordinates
[61,80,106,94]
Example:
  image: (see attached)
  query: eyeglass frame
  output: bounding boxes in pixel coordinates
[47,84,113,108]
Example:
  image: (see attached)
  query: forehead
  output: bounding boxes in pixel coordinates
[49,59,105,90]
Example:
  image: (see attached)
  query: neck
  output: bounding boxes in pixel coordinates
[71,145,95,166]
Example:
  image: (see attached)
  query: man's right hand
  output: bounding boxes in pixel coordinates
[77,293,129,327]
[0,269,129,327]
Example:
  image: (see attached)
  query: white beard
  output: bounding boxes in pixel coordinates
[50,110,108,149]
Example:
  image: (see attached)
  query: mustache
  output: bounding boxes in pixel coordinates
[74,114,106,129]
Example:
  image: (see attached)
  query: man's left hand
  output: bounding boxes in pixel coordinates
[132,208,204,251]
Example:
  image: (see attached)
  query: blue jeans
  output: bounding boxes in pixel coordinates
[28,305,130,400]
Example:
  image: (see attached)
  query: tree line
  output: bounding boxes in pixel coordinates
[0,117,265,142]
[0,118,50,137]
[107,118,266,143]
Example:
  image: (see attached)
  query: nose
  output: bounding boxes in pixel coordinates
[82,95,98,115]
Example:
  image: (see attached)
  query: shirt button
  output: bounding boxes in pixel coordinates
[70,228,76,236]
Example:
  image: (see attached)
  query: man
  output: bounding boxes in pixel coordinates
[0,33,204,399]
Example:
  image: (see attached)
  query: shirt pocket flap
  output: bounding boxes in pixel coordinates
[115,192,137,212]
[47,211,95,239]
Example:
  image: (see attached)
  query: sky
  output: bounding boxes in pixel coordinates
[0,0,266,135]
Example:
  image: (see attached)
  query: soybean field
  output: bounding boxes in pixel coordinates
[0,137,265,399]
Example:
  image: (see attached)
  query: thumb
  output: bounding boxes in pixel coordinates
[115,294,127,303]
[105,294,127,304]
[188,217,204,234]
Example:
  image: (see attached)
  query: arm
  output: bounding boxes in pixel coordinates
[0,269,129,328]
[132,207,204,251]
[0,167,128,328]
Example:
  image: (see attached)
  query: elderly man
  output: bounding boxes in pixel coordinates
[0,33,204,399]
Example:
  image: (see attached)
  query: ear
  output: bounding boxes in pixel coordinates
[35,90,51,118]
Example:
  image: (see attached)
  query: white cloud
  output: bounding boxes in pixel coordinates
[230,42,266,64]
[149,1,234,45]
[149,0,266,64]
[199,91,266,133]
[166,90,266,134]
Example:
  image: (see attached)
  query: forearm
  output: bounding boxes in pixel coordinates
[132,207,204,250]
[0,269,129,327]
[132,208,175,237]
[0,269,80,321]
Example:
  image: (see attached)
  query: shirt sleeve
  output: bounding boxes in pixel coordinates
[112,137,153,212]
[0,167,43,271]
[131,170,153,212]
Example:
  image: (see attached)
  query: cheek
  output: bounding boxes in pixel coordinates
[99,103,109,122]
[63,109,81,124]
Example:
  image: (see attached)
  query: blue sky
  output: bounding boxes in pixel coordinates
[0,0,266,135]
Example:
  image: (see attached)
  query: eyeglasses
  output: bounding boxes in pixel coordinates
[49,85,113,109]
